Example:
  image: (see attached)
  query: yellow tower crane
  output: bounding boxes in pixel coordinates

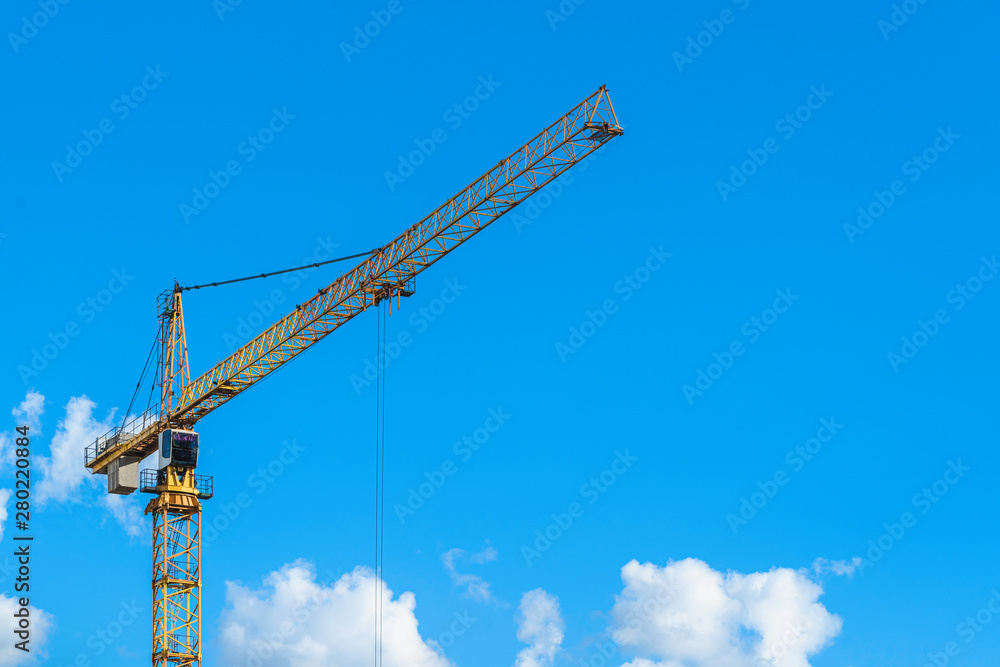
[83,86,622,667]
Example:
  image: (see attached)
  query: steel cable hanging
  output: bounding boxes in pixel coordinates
[374,303,379,667]
[373,300,388,666]
[380,301,387,667]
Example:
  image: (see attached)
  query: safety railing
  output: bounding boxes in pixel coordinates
[84,406,159,466]
[140,468,214,499]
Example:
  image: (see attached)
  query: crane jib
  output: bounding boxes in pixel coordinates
[85,86,622,476]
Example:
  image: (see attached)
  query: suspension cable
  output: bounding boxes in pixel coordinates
[146,348,160,413]
[120,327,159,429]
[177,248,380,292]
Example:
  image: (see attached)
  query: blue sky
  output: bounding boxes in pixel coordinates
[1,0,998,666]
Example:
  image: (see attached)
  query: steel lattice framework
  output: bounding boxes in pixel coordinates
[83,86,623,667]
[149,482,202,666]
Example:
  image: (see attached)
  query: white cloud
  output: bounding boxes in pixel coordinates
[513,589,564,667]
[12,391,44,435]
[0,435,12,475]
[14,392,144,540]
[99,494,145,539]
[442,541,498,603]
[0,391,46,474]
[36,395,116,505]
[811,557,862,578]
[0,594,54,665]
[0,490,10,544]
[611,558,842,667]
[219,560,452,667]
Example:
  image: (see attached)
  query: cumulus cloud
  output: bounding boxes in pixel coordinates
[219,561,451,667]
[36,395,116,505]
[611,558,842,667]
[442,541,498,603]
[513,589,564,667]
[0,594,54,664]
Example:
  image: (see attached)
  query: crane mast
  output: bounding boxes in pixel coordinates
[83,86,623,666]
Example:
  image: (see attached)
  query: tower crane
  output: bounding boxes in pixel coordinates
[83,86,622,667]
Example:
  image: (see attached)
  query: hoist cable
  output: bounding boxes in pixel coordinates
[379,301,387,667]
[374,305,379,667]
[373,300,388,667]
